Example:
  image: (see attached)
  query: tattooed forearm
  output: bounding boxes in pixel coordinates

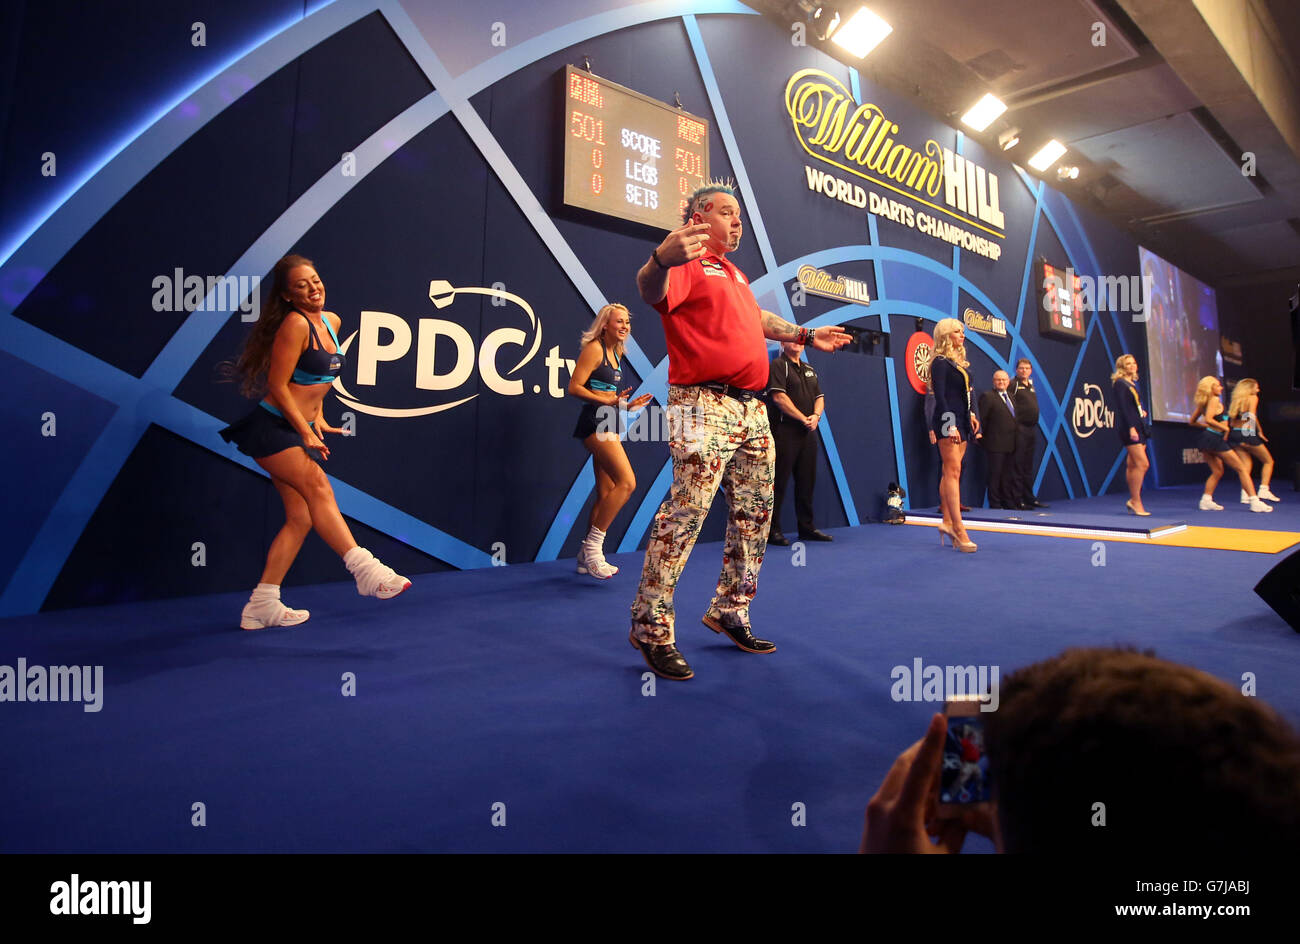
[761,310,801,341]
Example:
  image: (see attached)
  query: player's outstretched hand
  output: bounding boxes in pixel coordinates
[811,325,853,353]
[654,222,713,268]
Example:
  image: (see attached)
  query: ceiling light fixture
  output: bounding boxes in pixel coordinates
[830,6,893,58]
[997,127,1020,151]
[1056,165,1080,180]
[1028,139,1067,172]
[960,94,1007,132]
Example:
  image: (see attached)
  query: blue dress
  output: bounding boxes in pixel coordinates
[1198,409,1233,453]
[929,356,972,442]
[1228,409,1263,447]
[572,340,622,439]
[1113,378,1148,446]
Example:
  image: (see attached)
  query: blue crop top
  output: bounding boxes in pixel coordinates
[291,312,345,385]
[585,341,621,394]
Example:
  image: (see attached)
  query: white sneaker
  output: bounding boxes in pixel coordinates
[1258,486,1281,502]
[1199,495,1223,511]
[1249,496,1274,513]
[345,548,411,599]
[1240,489,1251,504]
[576,545,616,579]
[240,600,310,630]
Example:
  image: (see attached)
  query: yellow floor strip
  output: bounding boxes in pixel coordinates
[908,521,1300,553]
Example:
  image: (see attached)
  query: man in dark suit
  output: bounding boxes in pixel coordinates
[1008,358,1049,509]
[977,370,1019,508]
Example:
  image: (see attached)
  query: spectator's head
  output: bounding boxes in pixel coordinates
[1015,358,1032,380]
[984,648,1300,852]
[992,370,1010,391]
[780,340,805,359]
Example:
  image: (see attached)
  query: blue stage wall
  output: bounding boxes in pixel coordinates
[1,0,1160,613]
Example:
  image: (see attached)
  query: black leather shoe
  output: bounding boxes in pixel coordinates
[702,612,776,653]
[629,631,693,680]
[1017,502,1034,510]
[799,529,833,542]
[768,530,790,546]
[1032,500,1051,508]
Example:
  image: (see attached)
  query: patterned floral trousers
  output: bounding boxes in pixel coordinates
[629,385,775,645]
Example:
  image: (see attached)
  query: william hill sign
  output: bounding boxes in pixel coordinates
[785,69,1006,241]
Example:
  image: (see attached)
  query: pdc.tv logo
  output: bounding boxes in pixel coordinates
[331,280,548,418]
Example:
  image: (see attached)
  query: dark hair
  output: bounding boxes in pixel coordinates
[223,254,314,397]
[985,647,1300,852]
[1015,358,1031,368]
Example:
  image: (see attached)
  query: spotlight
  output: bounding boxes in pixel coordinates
[960,93,1007,132]
[997,127,1020,151]
[810,4,841,41]
[1028,139,1067,172]
[831,6,892,58]
[1056,165,1079,180]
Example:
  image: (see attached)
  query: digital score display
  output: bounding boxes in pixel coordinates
[562,65,710,232]
[1038,259,1087,342]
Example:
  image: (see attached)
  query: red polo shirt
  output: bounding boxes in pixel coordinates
[653,252,769,391]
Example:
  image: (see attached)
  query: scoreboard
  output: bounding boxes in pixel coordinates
[562,65,710,231]
[1038,258,1086,342]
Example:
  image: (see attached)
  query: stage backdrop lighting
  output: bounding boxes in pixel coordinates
[831,7,892,58]
[961,93,1007,133]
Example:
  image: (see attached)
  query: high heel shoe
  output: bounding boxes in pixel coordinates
[937,523,954,546]
[1125,500,1151,517]
[952,532,978,553]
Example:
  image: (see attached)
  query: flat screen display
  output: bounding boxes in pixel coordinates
[1140,247,1222,423]
[562,65,710,231]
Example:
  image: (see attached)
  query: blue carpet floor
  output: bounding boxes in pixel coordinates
[3,484,1298,853]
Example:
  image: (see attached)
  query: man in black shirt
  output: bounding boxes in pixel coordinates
[1008,358,1050,509]
[766,341,832,544]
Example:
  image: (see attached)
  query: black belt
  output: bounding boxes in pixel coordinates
[700,381,763,402]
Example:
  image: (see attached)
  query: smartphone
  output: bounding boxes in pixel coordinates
[937,696,992,813]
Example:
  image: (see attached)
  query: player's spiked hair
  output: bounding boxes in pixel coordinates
[682,178,738,223]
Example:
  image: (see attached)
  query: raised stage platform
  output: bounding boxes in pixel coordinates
[907,487,1300,553]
